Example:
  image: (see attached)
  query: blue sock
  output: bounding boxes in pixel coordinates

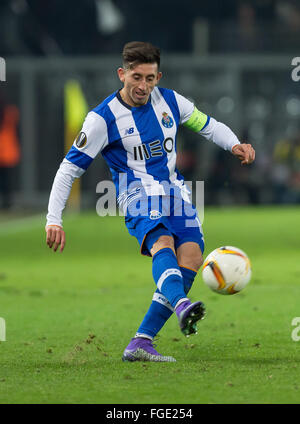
[136,262,197,339]
[136,291,174,339]
[152,247,187,308]
[180,266,197,295]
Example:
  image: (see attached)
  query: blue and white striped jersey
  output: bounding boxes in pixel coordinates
[47,87,240,227]
[65,87,207,199]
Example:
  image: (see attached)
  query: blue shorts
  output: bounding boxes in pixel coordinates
[124,194,205,256]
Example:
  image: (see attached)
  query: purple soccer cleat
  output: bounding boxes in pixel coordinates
[176,300,206,337]
[122,337,176,362]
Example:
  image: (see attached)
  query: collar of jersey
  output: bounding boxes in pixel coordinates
[116,90,152,111]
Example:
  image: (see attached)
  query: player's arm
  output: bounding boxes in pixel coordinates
[174,92,255,164]
[183,106,255,164]
[46,111,108,252]
[46,160,84,252]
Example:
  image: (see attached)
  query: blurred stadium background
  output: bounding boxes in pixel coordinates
[0,0,300,213]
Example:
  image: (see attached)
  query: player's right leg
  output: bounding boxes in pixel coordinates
[123,227,179,362]
[122,226,204,362]
[122,194,204,361]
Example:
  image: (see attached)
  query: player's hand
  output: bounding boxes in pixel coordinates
[232,143,255,165]
[45,225,66,253]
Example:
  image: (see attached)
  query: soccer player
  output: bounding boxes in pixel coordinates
[46,41,255,362]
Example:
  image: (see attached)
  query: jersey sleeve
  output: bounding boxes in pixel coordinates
[46,111,108,227]
[178,98,240,152]
[173,91,195,124]
[65,111,108,170]
[46,161,81,227]
[200,117,240,151]
[183,106,210,132]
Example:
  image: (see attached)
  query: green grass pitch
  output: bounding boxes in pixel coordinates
[0,206,299,404]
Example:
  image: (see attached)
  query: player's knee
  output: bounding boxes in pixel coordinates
[194,254,204,270]
[178,251,204,272]
[186,255,203,271]
[151,235,175,256]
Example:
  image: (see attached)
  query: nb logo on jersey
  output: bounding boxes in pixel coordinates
[125,127,134,135]
[133,137,174,161]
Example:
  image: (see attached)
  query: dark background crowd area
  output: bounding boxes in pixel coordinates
[1,0,300,56]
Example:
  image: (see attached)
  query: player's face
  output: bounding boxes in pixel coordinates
[118,63,162,107]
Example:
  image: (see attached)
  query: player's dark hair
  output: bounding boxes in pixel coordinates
[122,41,160,69]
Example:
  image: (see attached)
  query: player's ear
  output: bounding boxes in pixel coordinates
[117,67,125,83]
[156,71,162,83]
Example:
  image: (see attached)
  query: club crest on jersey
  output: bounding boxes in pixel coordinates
[162,112,174,128]
[150,210,162,220]
[75,132,87,149]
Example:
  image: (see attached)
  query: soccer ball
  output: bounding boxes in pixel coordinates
[202,246,252,295]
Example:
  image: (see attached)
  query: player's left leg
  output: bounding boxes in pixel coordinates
[169,241,204,334]
[177,241,204,270]
[135,241,204,340]
[176,241,204,293]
